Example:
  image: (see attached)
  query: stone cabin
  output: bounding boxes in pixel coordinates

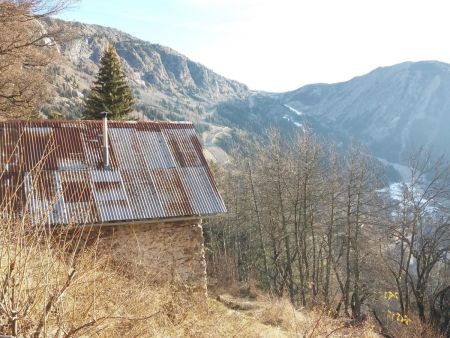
[0,119,226,292]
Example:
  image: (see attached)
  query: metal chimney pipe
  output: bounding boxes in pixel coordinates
[102,112,110,170]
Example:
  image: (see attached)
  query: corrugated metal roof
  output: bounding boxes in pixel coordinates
[0,120,226,225]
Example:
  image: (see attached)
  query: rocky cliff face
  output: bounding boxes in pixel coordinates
[42,18,249,123]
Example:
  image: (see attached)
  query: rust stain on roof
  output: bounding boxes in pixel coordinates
[0,120,226,225]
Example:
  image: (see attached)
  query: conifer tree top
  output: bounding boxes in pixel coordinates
[83,44,134,120]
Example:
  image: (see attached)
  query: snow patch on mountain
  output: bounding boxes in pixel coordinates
[283,104,303,116]
[282,115,303,128]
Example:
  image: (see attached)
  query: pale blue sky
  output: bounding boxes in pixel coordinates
[58,0,450,92]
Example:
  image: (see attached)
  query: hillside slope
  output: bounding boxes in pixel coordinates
[43,18,249,125]
[212,61,450,169]
[280,61,450,163]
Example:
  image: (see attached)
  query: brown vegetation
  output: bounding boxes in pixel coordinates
[205,130,450,337]
[0,0,75,118]
[0,212,382,337]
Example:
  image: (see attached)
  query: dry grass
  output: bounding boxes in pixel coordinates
[384,314,446,338]
[0,204,381,337]
[301,307,379,338]
[0,215,435,338]
[258,297,301,332]
[255,300,379,337]
[208,281,381,338]
[0,220,387,338]
[0,227,382,338]
[0,221,286,337]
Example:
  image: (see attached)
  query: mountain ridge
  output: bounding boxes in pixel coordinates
[44,18,450,172]
[281,60,450,163]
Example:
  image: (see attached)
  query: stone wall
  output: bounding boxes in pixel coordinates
[89,219,207,293]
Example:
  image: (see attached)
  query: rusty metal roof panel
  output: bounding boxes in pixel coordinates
[0,120,226,225]
[120,169,165,219]
[178,167,227,215]
[136,128,177,170]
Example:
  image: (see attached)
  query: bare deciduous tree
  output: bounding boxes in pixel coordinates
[0,0,76,118]
[204,130,449,336]
[383,148,450,325]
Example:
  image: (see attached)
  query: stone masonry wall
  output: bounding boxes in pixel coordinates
[92,219,207,293]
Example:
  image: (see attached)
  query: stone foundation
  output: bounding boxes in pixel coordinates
[88,219,207,293]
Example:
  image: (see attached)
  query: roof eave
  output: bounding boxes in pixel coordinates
[78,213,226,228]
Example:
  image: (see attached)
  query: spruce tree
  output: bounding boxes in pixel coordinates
[83,44,134,120]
